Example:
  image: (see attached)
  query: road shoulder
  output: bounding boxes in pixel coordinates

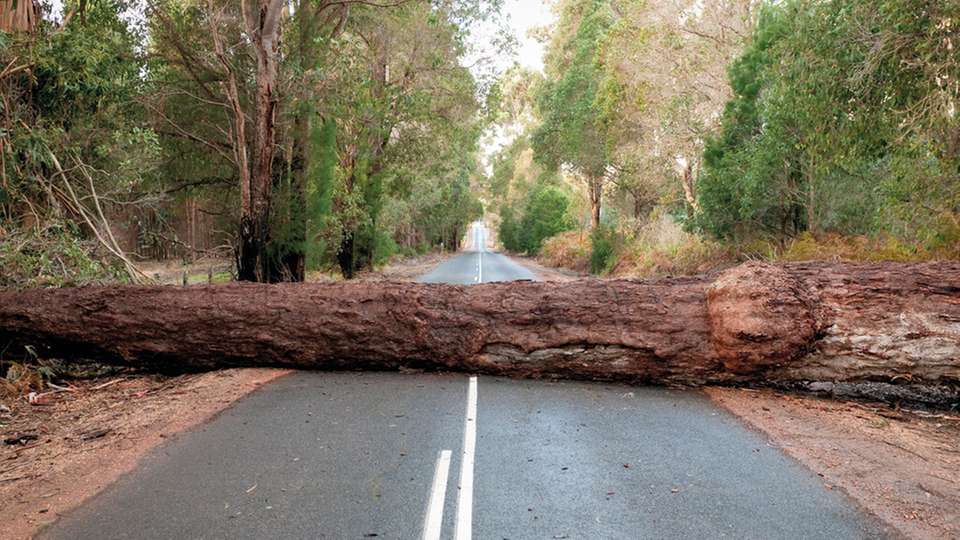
[510,254,583,281]
[707,387,960,539]
[0,368,289,540]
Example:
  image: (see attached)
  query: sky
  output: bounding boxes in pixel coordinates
[500,0,554,74]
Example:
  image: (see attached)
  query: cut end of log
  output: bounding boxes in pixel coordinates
[707,262,818,374]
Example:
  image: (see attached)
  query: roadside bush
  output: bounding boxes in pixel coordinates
[373,230,399,266]
[518,187,572,254]
[499,186,574,255]
[590,225,620,274]
[615,234,737,278]
[498,207,522,252]
[0,225,127,288]
[779,232,929,263]
[540,230,590,272]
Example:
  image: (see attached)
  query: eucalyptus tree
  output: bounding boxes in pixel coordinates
[596,0,753,221]
[314,0,497,277]
[531,0,615,229]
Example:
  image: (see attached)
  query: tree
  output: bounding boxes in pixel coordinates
[1,0,157,281]
[696,0,959,247]
[319,1,493,277]
[518,186,572,254]
[595,0,754,222]
[532,0,615,229]
[0,0,39,32]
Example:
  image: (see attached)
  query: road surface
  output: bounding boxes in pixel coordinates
[419,220,536,284]
[44,222,891,539]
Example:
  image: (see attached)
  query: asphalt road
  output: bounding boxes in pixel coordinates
[44,222,891,540]
[419,221,536,284]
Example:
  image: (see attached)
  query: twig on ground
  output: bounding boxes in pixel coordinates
[90,379,123,391]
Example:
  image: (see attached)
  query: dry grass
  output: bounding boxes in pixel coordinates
[537,215,960,279]
[539,230,591,273]
[780,232,958,263]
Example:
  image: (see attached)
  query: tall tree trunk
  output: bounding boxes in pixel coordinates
[278,1,322,283]
[337,229,355,279]
[680,160,699,218]
[588,175,602,228]
[806,167,817,235]
[0,0,38,32]
[2,262,957,406]
[208,2,254,278]
[237,0,285,282]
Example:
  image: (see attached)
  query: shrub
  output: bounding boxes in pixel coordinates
[0,225,127,288]
[590,225,620,274]
[498,207,522,252]
[540,230,590,272]
[518,186,572,254]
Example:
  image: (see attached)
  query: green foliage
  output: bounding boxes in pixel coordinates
[518,186,573,254]
[498,206,521,252]
[531,0,614,179]
[696,0,960,247]
[305,117,338,269]
[0,225,128,288]
[2,1,154,218]
[589,224,619,274]
[499,184,573,255]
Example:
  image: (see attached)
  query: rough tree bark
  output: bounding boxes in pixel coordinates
[588,174,603,229]
[0,0,38,32]
[236,0,286,282]
[1,262,958,403]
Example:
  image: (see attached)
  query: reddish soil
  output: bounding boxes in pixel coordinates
[0,368,289,540]
[708,387,960,539]
[512,255,583,281]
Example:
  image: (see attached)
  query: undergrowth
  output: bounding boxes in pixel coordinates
[538,219,960,279]
[0,224,128,288]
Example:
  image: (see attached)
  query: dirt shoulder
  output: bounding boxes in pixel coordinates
[353,251,456,282]
[511,254,584,281]
[0,368,289,540]
[708,387,960,539]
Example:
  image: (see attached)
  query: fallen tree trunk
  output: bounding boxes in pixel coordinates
[1,262,958,403]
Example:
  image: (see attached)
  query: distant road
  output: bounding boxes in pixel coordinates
[419,221,536,284]
[44,222,890,540]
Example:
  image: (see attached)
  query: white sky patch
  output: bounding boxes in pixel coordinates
[502,0,554,73]
[475,1,556,173]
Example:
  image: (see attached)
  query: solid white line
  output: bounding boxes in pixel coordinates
[454,376,478,540]
[476,223,483,283]
[422,449,452,540]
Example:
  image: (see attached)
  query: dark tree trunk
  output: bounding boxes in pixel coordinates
[2,262,958,406]
[237,215,265,282]
[237,0,284,283]
[337,230,355,279]
[275,1,321,283]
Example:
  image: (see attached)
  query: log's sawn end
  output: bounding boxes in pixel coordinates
[706,262,819,375]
